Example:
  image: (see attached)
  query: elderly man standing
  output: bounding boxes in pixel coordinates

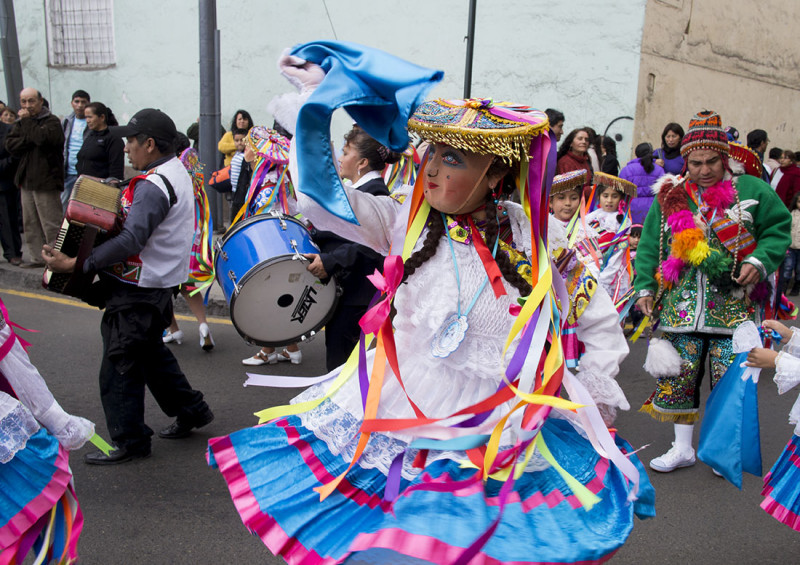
[634,110,791,473]
[5,88,65,268]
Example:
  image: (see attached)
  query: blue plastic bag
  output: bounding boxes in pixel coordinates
[697,351,762,488]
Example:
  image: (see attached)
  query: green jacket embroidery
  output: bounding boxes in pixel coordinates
[633,174,791,334]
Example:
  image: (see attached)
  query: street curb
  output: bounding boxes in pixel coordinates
[0,262,231,318]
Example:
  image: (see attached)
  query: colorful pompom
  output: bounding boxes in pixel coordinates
[671,228,704,259]
[702,180,736,212]
[749,280,771,303]
[658,182,689,217]
[686,240,711,266]
[702,250,733,279]
[667,210,696,232]
[662,256,685,283]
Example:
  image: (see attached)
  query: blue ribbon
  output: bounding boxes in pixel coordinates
[291,40,443,224]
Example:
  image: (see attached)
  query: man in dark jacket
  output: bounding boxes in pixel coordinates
[0,121,21,264]
[5,88,65,268]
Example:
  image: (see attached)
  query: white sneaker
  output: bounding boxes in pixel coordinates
[649,443,696,472]
[712,468,723,477]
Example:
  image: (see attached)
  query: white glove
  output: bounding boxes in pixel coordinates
[278,48,326,94]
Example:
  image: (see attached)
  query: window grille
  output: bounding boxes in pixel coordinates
[45,0,116,68]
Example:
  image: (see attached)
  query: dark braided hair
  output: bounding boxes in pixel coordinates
[484,207,532,296]
[401,161,532,296]
[401,211,446,283]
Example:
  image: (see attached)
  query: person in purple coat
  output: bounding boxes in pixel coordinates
[619,142,666,225]
[653,122,685,175]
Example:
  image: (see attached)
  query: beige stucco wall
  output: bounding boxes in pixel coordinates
[633,0,800,156]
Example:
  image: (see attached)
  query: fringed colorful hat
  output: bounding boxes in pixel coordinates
[728,141,764,178]
[680,110,729,158]
[550,169,588,196]
[179,147,203,177]
[407,98,549,164]
[593,171,637,198]
[246,126,290,165]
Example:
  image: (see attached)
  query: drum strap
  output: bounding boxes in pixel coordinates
[151,173,178,207]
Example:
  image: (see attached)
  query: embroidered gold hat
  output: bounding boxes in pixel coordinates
[407,98,549,164]
[550,169,588,196]
[593,171,637,198]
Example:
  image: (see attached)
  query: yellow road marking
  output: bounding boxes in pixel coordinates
[0,288,232,325]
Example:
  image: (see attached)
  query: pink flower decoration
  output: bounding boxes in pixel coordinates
[667,210,696,232]
[679,310,688,318]
[662,256,685,284]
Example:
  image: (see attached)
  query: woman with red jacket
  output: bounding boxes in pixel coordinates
[776,150,800,209]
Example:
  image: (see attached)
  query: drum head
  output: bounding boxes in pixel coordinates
[230,255,339,346]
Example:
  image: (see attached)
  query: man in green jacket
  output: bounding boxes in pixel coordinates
[634,110,791,473]
[5,88,65,268]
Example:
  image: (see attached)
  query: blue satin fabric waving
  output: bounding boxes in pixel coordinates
[291,41,443,224]
[697,352,762,488]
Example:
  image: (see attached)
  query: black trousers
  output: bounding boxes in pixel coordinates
[324,303,369,372]
[0,189,22,260]
[99,287,209,452]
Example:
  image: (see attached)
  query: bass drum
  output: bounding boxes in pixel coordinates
[214,213,339,346]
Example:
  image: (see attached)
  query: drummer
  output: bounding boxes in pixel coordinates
[304,124,399,371]
[238,126,304,366]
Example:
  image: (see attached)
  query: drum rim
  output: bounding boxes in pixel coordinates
[218,212,307,247]
[229,256,341,347]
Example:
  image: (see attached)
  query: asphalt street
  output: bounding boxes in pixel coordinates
[5,288,798,564]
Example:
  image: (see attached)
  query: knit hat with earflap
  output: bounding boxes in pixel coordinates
[680,110,729,158]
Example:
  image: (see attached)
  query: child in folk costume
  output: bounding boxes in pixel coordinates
[162,144,216,350]
[240,125,296,220]
[549,171,631,425]
[745,319,800,531]
[236,126,304,366]
[0,299,95,563]
[208,42,653,565]
[581,172,637,307]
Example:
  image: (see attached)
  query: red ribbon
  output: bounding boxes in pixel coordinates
[466,216,506,299]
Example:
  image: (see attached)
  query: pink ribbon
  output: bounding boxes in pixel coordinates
[358,255,404,335]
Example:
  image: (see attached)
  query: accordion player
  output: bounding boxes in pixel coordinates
[42,175,123,298]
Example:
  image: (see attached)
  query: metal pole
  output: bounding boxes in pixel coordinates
[463,0,477,99]
[0,0,24,108]
[199,0,221,230]
[213,27,224,229]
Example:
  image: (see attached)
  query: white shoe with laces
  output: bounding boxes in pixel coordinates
[649,443,696,472]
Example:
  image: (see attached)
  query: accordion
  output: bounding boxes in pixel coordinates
[43,176,123,297]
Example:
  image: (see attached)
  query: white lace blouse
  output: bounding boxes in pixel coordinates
[0,323,94,453]
[293,186,626,477]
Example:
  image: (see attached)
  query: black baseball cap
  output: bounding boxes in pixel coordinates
[111,108,177,143]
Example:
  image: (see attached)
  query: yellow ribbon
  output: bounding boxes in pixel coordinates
[535,433,601,510]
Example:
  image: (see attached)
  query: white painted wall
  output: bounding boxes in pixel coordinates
[6,0,647,158]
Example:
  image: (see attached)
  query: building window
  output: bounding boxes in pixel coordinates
[45,0,116,69]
